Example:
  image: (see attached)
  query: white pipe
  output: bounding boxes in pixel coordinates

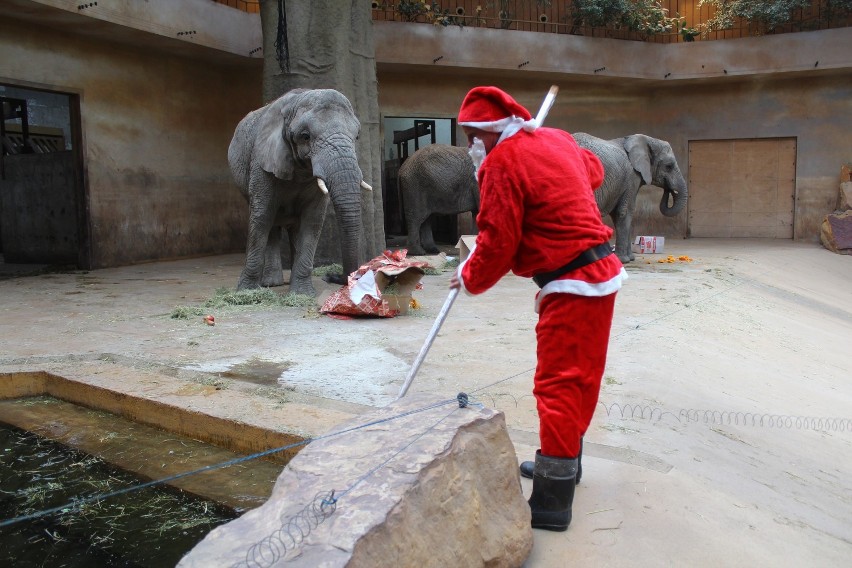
[533,85,559,128]
[397,287,460,399]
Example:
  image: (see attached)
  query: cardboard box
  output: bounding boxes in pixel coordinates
[375,266,424,315]
[382,293,412,315]
[455,235,477,263]
[631,236,665,254]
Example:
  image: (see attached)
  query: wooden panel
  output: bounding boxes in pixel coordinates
[688,138,795,238]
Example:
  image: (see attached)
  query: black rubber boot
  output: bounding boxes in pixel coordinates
[520,437,583,484]
[527,451,578,531]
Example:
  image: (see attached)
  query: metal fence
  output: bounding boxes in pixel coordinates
[213,0,259,14]
[212,1,849,43]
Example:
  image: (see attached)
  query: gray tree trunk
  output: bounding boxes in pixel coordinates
[258,0,385,269]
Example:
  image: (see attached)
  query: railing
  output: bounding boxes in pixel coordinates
[211,1,850,43]
[213,0,259,14]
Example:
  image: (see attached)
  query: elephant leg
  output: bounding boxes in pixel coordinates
[612,194,638,263]
[405,214,428,256]
[238,202,277,290]
[420,218,439,254]
[261,226,285,287]
[289,198,329,297]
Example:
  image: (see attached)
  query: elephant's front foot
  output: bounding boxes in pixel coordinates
[405,240,427,256]
[322,272,346,285]
[237,270,262,291]
[289,278,317,297]
[260,270,285,288]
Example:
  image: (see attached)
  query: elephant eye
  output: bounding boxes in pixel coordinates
[298,131,310,142]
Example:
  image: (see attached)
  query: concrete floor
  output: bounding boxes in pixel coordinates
[1,238,850,566]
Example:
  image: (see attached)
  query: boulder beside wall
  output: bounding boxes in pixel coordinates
[820,210,852,255]
[179,393,533,568]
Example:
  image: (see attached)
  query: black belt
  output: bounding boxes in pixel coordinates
[532,243,613,288]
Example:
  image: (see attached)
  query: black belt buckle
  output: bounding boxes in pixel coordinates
[532,243,613,288]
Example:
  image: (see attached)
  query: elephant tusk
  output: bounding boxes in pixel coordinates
[317,178,329,195]
[361,180,373,191]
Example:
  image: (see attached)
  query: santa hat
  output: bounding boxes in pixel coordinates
[458,86,532,132]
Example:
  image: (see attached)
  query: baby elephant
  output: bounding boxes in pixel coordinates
[398,144,480,255]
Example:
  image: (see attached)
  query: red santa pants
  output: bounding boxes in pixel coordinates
[533,291,617,458]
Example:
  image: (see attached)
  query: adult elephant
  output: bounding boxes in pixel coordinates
[573,133,688,263]
[228,88,372,295]
[398,144,479,255]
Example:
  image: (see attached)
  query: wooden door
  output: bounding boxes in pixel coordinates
[688,138,796,238]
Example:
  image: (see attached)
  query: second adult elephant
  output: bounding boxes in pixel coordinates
[398,144,479,255]
[573,133,688,263]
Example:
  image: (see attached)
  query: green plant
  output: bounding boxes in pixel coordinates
[698,0,811,34]
[397,0,429,21]
[567,0,677,38]
[822,0,852,25]
[679,19,700,41]
[620,0,680,38]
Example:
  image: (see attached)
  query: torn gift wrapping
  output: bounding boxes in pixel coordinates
[320,250,430,317]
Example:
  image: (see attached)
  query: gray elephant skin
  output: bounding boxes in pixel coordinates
[573,133,688,263]
[398,144,479,255]
[228,88,372,295]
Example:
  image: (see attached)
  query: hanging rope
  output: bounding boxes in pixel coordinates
[275,0,290,73]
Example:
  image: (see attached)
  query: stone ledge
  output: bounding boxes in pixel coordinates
[180,393,533,568]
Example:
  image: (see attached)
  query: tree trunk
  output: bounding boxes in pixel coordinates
[258,0,384,269]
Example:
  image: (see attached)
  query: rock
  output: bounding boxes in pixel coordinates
[839,164,851,211]
[179,393,533,568]
[820,210,852,255]
[839,181,852,211]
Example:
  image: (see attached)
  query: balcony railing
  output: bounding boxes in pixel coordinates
[212,1,850,43]
[213,0,259,14]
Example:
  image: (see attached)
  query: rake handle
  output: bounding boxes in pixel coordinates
[396,287,460,399]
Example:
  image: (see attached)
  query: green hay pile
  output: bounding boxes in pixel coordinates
[312,263,343,278]
[170,287,316,319]
[420,258,459,275]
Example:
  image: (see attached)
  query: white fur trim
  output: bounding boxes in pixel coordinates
[459,116,516,133]
[534,268,629,313]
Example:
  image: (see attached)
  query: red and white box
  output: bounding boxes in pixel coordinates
[632,236,665,254]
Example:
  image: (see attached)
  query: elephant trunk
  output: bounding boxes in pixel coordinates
[314,151,363,278]
[660,179,688,217]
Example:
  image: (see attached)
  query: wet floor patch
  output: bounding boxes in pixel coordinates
[218,357,294,385]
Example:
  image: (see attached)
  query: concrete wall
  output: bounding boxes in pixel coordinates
[375,22,852,242]
[0,0,263,268]
[2,2,849,271]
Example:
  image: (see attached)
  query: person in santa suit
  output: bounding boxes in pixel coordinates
[449,85,628,531]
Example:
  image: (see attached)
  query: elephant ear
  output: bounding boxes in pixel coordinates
[254,90,307,180]
[624,135,653,186]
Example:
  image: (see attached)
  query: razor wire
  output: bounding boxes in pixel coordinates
[238,393,476,568]
[0,396,463,529]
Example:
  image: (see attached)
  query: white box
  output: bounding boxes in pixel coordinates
[455,235,477,263]
[631,236,665,254]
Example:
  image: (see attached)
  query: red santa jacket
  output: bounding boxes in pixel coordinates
[459,127,625,302]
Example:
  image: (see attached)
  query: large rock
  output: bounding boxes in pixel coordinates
[179,393,533,568]
[820,210,852,255]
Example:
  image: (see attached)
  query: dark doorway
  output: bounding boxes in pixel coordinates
[382,116,458,248]
[0,85,89,277]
